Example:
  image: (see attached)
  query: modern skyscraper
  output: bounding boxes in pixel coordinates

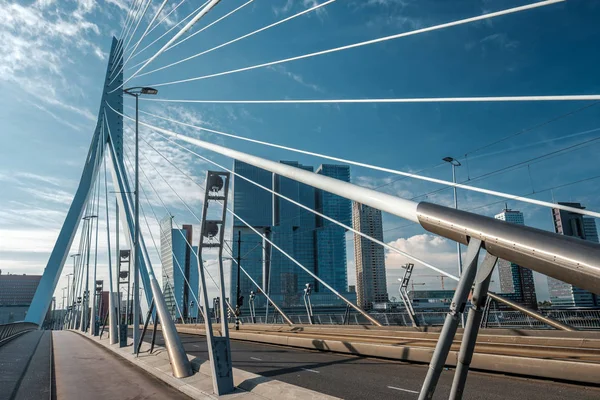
[548,202,599,308]
[315,164,352,294]
[494,208,538,309]
[230,160,354,310]
[352,202,388,310]
[160,218,200,320]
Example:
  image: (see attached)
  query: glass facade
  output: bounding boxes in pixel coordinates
[352,203,389,310]
[548,202,599,308]
[494,209,538,309]
[230,160,353,310]
[160,217,199,320]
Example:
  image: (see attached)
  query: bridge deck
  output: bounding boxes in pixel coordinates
[52,331,190,400]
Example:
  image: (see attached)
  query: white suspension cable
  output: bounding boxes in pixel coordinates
[114,0,142,56]
[136,130,352,325]
[147,123,460,282]
[128,1,208,67]
[122,133,236,315]
[144,0,187,38]
[128,155,207,322]
[166,0,255,53]
[115,0,139,44]
[109,0,170,86]
[133,106,600,219]
[117,0,223,92]
[116,114,381,326]
[147,0,563,87]
[142,94,600,104]
[136,0,334,78]
[130,131,270,318]
[113,0,149,68]
[119,0,154,69]
[123,0,167,57]
[223,242,294,326]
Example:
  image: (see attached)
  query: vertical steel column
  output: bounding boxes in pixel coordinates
[133,94,141,351]
[418,238,482,400]
[449,253,498,400]
[104,131,119,344]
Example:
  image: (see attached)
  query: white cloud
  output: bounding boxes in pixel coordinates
[0,0,104,123]
[268,65,325,93]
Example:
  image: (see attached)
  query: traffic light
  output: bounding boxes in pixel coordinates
[237,295,244,307]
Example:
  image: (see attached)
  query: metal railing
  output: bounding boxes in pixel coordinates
[0,322,39,343]
[237,309,600,330]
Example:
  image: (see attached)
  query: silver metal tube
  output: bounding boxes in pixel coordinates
[133,94,140,351]
[449,253,497,400]
[416,202,600,296]
[150,278,193,377]
[104,131,119,344]
[135,120,420,222]
[418,239,482,400]
[452,164,465,328]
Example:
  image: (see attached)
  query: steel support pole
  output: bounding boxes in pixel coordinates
[91,179,101,336]
[104,136,118,344]
[418,238,482,400]
[133,94,140,352]
[449,253,498,400]
[451,163,465,328]
[149,278,193,377]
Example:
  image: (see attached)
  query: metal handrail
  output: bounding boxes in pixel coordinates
[0,322,39,343]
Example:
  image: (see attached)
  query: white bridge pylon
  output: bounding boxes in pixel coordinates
[26,37,192,378]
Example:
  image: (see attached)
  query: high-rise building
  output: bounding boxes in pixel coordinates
[494,208,538,309]
[160,218,200,320]
[230,160,355,310]
[548,202,599,308]
[315,165,352,294]
[0,271,42,323]
[352,202,388,310]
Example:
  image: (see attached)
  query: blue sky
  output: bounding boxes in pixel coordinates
[1,0,599,305]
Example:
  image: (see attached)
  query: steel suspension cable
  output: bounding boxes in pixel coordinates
[109,0,171,85]
[128,1,208,65]
[144,0,187,38]
[121,120,382,326]
[119,133,190,322]
[114,0,148,65]
[117,0,223,91]
[131,106,600,219]
[147,125,459,282]
[121,135,236,315]
[128,129,277,319]
[134,0,335,78]
[146,0,563,88]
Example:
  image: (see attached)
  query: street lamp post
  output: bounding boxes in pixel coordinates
[68,254,80,328]
[123,87,158,352]
[442,156,464,327]
[65,273,73,329]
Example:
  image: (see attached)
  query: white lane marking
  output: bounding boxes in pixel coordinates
[250,357,262,361]
[193,345,201,348]
[388,386,418,394]
[301,368,320,374]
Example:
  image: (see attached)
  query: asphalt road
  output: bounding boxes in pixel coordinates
[134,329,600,400]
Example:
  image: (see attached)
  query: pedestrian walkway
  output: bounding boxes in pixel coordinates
[53,331,190,400]
[0,330,51,400]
